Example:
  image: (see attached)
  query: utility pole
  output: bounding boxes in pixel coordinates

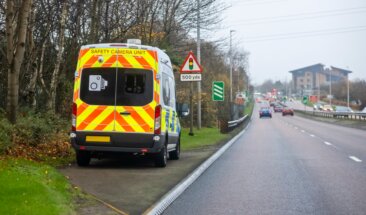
[317,72,320,102]
[329,68,332,106]
[197,0,201,130]
[189,81,194,136]
[285,77,288,98]
[230,30,235,103]
[347,73,350,108]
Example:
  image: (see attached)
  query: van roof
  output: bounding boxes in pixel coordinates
[81,43,157,52]
[80,43,172,68]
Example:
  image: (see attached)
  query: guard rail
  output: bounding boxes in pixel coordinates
[219,114,249,133]
[295,110,366,121]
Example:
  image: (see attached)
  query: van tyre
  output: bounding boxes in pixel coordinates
[76,151,91,167]
[169,137,180,160]
[155,144,167,168]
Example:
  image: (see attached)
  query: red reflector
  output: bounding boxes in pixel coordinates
[154,105,162,135]
[72,103,77,131]
[141,148,148,153]
[79,146,86,150]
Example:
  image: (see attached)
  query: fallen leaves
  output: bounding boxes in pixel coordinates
[5,133,72,162]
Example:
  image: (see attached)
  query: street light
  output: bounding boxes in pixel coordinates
[197,0,202,130]
[324,65,332,106]
[347,72,350,108]
[229,30,235,103]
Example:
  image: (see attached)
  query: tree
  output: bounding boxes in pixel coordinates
[5,0,32,123]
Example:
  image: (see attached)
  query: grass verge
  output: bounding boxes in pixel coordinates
[0,158,77,215]
[180,127,229,151]
[245,101,254,116]
[181,101,254,151]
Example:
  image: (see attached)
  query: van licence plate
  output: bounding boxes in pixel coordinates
[86,136,110,142]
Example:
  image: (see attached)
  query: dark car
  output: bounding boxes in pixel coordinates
[273,105,283,112]
[282,107,294,116]
[334,106,353,118]
[259,107,272,118]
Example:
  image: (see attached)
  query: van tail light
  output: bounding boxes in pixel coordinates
[154,105,162,135]
[72,102,77,131]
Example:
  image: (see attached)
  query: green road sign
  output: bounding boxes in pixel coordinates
[302,96,308,104]
[212,81,224,101]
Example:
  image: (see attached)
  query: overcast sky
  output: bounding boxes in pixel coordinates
[206,0,366,85]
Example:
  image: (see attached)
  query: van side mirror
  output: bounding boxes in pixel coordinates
[176,103,189,117]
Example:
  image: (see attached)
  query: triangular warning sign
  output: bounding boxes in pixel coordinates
[180,51,203,73]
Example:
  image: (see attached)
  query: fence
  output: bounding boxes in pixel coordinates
[295,110,366,121]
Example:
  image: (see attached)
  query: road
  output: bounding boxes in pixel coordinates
[164,104,366,215]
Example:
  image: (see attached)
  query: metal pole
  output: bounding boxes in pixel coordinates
[189,82,194,136]
[347,73,350,107]
[230,30,234,103]
[197,0,201,130]
[285,77,288,100]
[329,69,332,106]
[317,72,320,102]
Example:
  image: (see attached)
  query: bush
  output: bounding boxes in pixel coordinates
[15,111,69,146]
[0,116,13,154]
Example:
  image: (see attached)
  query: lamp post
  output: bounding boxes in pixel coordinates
[197,0,201,129]
[347,73,350,108]
[317,72,320,102]
[329,68,332,106]
[229,30,235,103]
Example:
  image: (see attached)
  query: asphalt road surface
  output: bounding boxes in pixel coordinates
[164,104,366,215]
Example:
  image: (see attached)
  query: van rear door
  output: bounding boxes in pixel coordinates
[114,68,154,133]
[114,49,158,134]
[76,48,118,132]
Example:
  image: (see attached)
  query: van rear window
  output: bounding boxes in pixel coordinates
[116,69,153,106]
[80,68,153,106]
[80,68,116,106]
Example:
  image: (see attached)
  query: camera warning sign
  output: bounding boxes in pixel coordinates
[89,75,108,91]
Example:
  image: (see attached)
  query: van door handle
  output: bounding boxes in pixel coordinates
[120,112,131,115]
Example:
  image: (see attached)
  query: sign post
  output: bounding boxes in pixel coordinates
[180,51,203,136]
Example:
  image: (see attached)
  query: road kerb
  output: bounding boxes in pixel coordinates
[143,121,251,215]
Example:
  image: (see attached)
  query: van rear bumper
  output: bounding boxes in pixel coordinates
[70,131,165,153]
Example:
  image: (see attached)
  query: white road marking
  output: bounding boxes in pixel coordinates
[301,130,305,133]
[294,127,298,129]
[310,134,315,137]
[349,156,362,163]
[324,141,332,146]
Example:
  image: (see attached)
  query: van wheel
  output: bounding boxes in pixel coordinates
[169,137,180,160]
[155,144,167,168]
[76,151,91,167]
